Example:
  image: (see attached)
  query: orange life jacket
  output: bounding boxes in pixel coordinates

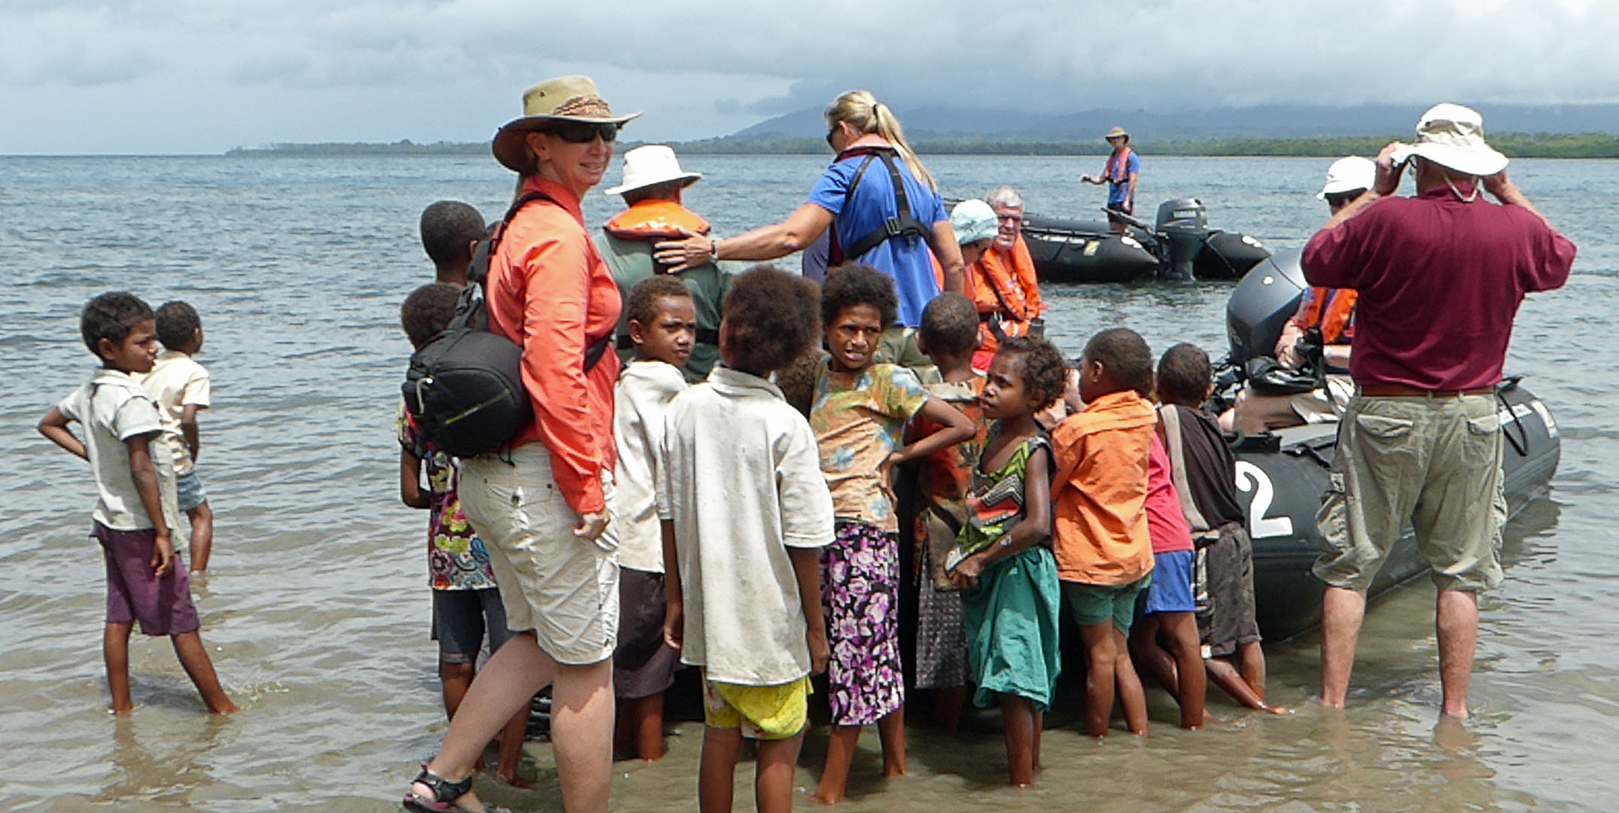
[976,236,1043,323]
[1294,286,1356,344]
[602,200,710,242]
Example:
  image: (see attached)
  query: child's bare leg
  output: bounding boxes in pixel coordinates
[1127,615,1180,694]
[171,631,237,714]
[1001,696,1037,787]
[1205,656,1268,710]
[1236,641,1267,701]
[622,693,666,761]
[1031,710,1043,769]
[755,730,806,813]
[1112,626,1148,736]
[440,659,476,719]
[187,501,213,573]
[105,622,134,714]
[1079,622,1117,737]
[494,705,532,788]
[699,725,743,813]
[937,686,966,733]
[877,706,906,777]
[813,725,861,804]
[1159,612,1206,729]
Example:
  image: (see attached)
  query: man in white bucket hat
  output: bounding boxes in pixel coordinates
[595,144,729,380]
[1301,104,1576,718]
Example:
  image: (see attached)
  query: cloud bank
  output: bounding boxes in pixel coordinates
[1,0,1615,153]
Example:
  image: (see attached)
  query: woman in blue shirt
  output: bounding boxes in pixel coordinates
[656,91,964,328]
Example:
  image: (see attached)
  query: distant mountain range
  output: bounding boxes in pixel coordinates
[735,102,1619,142]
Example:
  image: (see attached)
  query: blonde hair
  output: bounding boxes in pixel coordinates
[825,90,936,192]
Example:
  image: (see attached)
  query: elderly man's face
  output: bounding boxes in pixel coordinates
[991,204,1022,250]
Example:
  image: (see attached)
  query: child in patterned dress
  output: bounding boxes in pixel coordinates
[398,283,529,786]
[809,265,976,804]
[945,336,1068,787]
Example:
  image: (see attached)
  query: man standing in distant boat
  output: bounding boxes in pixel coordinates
[1081,126,1139,234]
[1301,104,1575,718]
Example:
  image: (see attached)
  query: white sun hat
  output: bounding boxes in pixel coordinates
[1317,156,1377,199]
[603,145,702,197]
[1407,103,1508,177]
[950,199,999,245]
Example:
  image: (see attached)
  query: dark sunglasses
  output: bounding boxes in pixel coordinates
[546,121,619,144]
[825,128,837,149]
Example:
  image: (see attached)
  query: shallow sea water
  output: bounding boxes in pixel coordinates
[0,153,1614,811]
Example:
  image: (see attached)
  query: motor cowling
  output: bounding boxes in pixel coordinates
[1156,197,1208,282]
[1226,247,1307,367]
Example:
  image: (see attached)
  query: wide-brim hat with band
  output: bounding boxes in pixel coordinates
[1318,155,1377,199]
[1104,126,1129,141]
[603,145,701,197]
[951,199,1000,245]
[491,75,642,172]
[1407,103,1507,177]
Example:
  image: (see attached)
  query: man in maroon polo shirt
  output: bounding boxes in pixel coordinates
[1301,103,1575,718]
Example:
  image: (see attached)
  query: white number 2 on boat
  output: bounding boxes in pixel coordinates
[1234,461,1294,539]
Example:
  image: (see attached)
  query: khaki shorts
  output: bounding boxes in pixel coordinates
[1313,393,1505,592]
[461,445,620,665]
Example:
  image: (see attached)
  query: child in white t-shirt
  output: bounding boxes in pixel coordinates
[138,301,215,574]
[38,292,235,715]
[658,266,831,813]
[612,276,694,760]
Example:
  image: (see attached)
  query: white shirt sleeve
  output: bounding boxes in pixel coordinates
[778,415,835,548]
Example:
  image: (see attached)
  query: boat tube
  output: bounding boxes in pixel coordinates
[1219,253,1560,641]
[1020,197,1271,284]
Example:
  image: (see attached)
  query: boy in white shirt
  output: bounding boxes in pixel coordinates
[38,292,235,714]
[613,276,695,760]
[139,301,215,573]
[658,266,832,813]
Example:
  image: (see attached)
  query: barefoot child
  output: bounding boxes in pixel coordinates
[138,301,215,574]
[1156,343,1280,713]
[612,276,695,760]
[1052,327,1158,738]
[397,283,529,785]
[909,292,986,732]
[1126,431,1208,729]
[809,265,977,803]
[945,336,1067,787]
[37,292,236,715]
[658,265,830,813]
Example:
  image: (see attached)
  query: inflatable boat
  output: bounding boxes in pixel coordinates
[1218,249,1561,641]
[1023,198,1271,284]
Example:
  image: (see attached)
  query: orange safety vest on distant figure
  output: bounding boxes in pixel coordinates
[602,199,710,241]
[1292,286,1356,345]
[974,235,1045,357]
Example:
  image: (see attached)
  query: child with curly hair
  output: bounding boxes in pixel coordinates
[945,336,1067,787]
[808,264,976,803]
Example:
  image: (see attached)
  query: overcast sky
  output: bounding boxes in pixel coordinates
[2,0,1614,154]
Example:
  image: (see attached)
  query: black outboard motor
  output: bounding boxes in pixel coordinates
[1156,198,1208,282]
[1226,247,1307,367]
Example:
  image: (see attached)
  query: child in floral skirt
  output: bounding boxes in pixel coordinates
[808,265,976,804]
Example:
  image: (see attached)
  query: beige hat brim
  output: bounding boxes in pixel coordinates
[603,171,700,197]
[491,110,643,172]
[1410,141,1508,177]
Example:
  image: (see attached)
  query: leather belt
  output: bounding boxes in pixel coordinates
[1357,383,1494,398]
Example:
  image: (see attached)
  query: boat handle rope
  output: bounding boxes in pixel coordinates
[1495,387,1530,457]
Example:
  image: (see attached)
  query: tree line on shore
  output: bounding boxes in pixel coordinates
[227,132,1619,159]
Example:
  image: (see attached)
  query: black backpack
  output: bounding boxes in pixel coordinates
[403,190,612,458]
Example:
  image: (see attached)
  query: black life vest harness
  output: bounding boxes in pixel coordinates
[827,146,933,266]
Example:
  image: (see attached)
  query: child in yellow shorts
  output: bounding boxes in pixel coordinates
[659,267,832,813]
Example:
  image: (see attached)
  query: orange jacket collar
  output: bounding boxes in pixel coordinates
[603,199,710,241]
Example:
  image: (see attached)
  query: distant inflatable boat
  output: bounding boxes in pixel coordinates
[1219,250,1560,641]
[1023,198,1271,284]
